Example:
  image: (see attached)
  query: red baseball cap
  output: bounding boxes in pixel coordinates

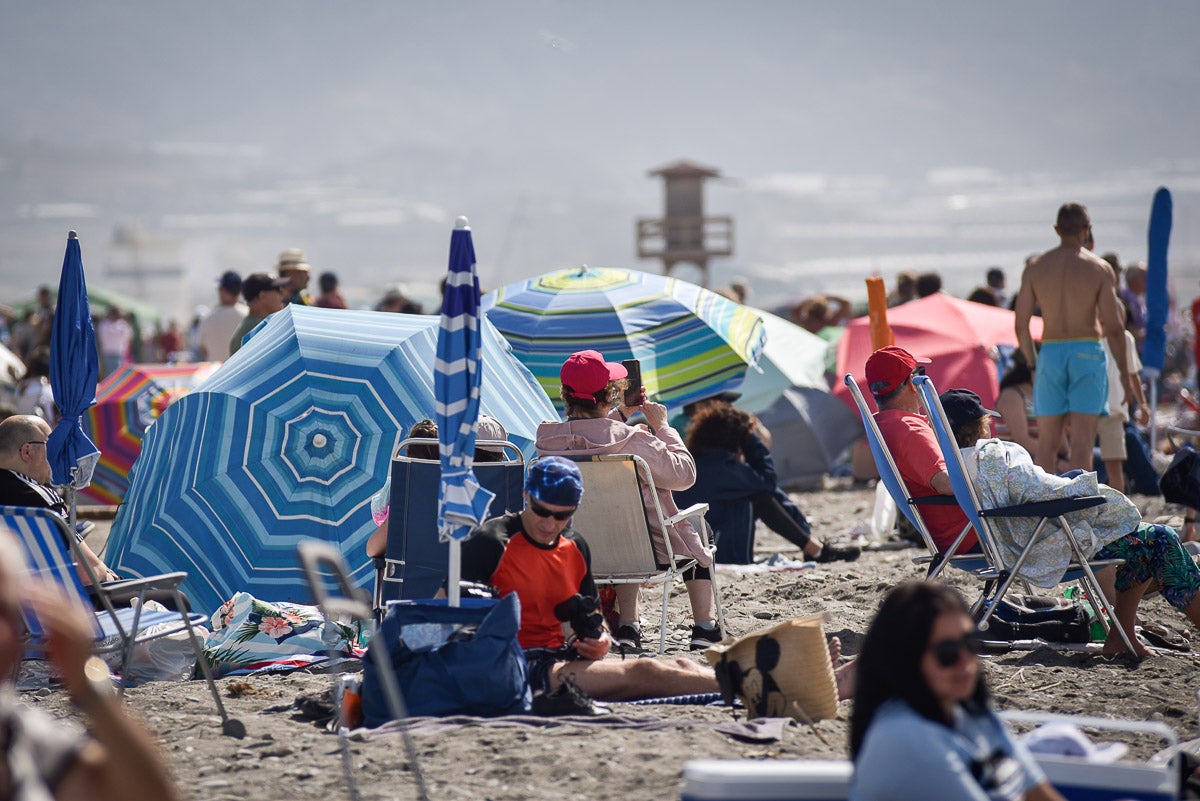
[561,350,628,399]
[864,346,930,395]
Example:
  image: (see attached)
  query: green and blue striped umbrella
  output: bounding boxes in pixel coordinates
[105,304,555,616]
[482,266,765,410]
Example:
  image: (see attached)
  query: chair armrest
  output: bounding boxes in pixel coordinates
[101,572,188,592]
[665,503,709,527]
[911,495,959,507]
[981,496,1106,519]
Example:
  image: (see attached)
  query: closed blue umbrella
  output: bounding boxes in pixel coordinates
[105,305,555,615]
[47,231,100,530]
[437,217,495,606]
[1144,186,1172,450]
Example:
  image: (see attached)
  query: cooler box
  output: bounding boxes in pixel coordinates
[681,760,852,801]
[1038,757,1176,801]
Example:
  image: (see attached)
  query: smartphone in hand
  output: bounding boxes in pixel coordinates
[621,359,642,406]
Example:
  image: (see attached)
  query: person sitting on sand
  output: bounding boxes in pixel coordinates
[534,350,718,652]
[944,387,1200,659]
[0,527,181,801]
[677,400,860,565]
[459,456,855,706]
[849,581,1064,801]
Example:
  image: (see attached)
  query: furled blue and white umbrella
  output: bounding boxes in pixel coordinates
[47,231,100,531]
[436,217,495,605]
[105,305,555,616]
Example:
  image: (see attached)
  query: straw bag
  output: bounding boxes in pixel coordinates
[703,614,838,722]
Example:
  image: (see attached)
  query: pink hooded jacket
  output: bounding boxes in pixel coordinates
[535,415,712,568]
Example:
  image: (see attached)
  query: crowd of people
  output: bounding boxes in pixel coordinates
[5,201,1200,798]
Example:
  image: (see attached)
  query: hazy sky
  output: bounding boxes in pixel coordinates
[3,2,1199,316]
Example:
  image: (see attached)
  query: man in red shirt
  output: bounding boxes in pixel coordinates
[461,457,722,705]
[867,346,977,555]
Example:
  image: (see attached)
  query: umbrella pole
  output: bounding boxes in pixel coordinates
[447,539,461,607]
[66,467,78,534]
[1149,374,1159,455]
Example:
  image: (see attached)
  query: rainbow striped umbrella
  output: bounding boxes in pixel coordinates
[482,266,765,410]
[81,362,220,504]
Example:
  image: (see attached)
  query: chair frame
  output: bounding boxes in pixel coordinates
[843,374,988,581]
[912,376,1136,653]
[551,453,726,655]
[373,437,525,613]
[5,505,234,731]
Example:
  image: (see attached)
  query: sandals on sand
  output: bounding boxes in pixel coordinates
[1137,623,1192,652]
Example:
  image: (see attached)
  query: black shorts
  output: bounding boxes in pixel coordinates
[523,646,574,695]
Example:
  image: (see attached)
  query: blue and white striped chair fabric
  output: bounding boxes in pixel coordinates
[3,505,230,726]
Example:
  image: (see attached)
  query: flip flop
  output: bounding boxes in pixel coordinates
[1138,624,1191,652]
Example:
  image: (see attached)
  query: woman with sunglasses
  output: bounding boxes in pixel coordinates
[849,581,1064,801]
[536,350,719,652]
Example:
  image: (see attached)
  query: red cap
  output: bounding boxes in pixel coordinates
[864,346,930,395]
[560,350,628,399]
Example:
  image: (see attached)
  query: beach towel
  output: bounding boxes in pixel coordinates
[203,592,365,672]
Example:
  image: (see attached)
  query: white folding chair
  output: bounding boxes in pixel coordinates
[557,453,726,654]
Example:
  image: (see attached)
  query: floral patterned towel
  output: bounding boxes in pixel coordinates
[204,592,365,671]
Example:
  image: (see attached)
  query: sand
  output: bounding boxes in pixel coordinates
[24,482,1200,801]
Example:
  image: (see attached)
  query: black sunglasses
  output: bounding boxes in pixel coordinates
[929,632,983,668]
[527,498,575,521]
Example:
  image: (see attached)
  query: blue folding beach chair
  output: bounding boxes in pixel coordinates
[373,437,525,612]
[4,505,236,732]
[843,374,989,581]
[912,376,1135,652]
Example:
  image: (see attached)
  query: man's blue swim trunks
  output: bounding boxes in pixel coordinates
[1032,339,1108,416]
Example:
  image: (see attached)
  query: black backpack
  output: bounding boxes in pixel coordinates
[979,594,1093,644]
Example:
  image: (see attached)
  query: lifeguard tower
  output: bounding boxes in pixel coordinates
[636,159,733,288]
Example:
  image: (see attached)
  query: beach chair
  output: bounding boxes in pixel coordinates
[298,540,429,801]
[912,376,1136,653]
[4,505,236,733]
[843,374,989,581]
[373,438,524,612]
[555,453,727,655]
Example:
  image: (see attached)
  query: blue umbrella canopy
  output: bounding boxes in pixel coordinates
[1143,186,1172,376]
[105,305,556,615]
[483,266,766,410]
[47,231,100,490]
[436,217,494,543]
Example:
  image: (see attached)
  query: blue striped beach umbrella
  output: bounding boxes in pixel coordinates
[437,217,495,543]
[482,266,766,411]
[437,218,494,605]
[47,231,100,529]
[105,304,555,616]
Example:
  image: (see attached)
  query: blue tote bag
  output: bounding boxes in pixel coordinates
[361,594,531,726]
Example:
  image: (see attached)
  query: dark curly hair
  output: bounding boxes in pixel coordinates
[849,581,989,759]
[685,402,754,454]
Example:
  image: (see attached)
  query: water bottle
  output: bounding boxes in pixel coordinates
[870,481,897,542]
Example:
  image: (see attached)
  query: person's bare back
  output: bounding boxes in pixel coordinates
[1018,244,1117,343]
[1015,202,1131,472]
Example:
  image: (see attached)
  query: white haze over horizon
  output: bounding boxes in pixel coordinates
[2,2,1199,322]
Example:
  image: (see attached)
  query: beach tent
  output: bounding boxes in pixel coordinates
[104,305,557,616]
[835,294,1044,411]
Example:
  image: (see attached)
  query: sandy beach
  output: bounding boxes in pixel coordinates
[26,482,1200,801]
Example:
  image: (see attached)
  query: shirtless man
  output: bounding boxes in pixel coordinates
[1015,202,1133,473]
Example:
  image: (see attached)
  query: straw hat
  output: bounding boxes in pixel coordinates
[704,614,838,722]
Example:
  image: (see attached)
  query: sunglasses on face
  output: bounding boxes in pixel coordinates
[928,632,983,668]
[527,498,575,521]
